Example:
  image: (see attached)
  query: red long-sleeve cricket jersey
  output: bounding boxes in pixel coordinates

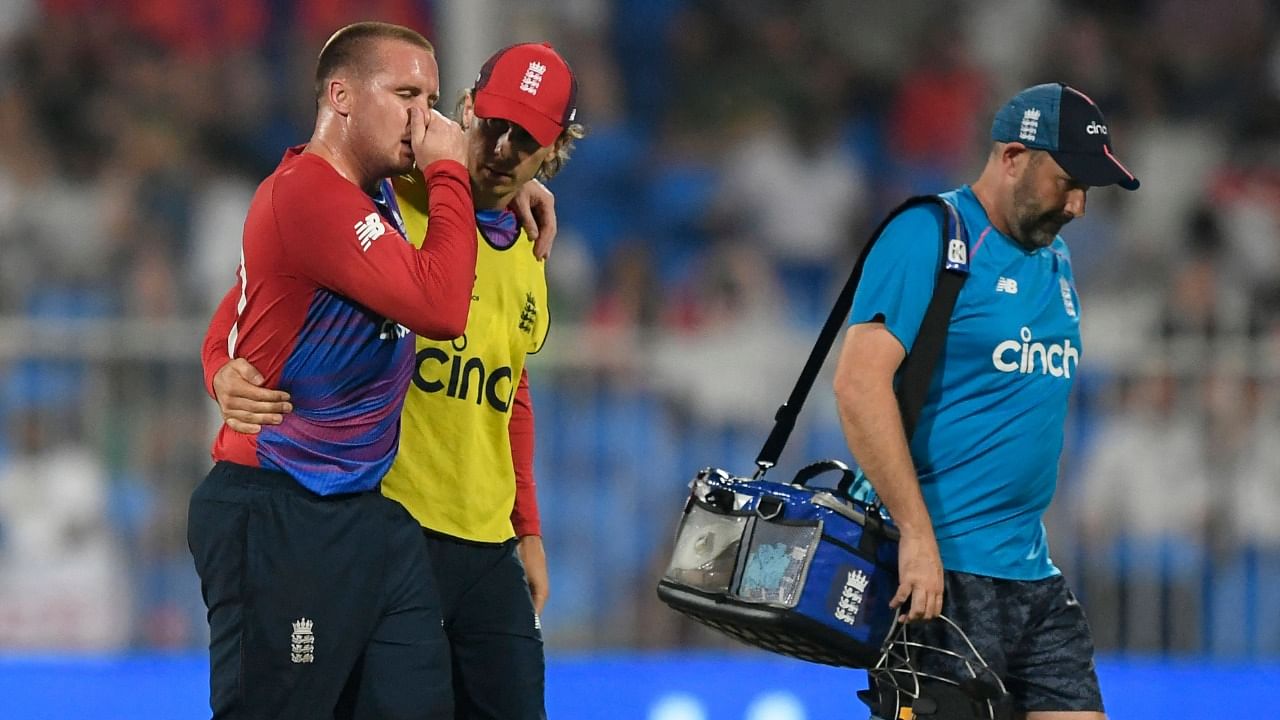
[204,146,477,495]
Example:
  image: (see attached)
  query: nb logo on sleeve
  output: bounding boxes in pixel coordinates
[355,212,386,252]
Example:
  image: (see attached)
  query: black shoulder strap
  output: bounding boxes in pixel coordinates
[753,195,970,475]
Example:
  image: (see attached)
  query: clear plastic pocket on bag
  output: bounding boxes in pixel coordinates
[663,503,749,594]
[732,520,820,608]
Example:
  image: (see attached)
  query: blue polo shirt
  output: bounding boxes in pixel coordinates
[849,186,1083,580]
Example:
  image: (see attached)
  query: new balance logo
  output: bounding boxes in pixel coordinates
[996,277,1019,294]
[1020,108,1041,142]
[355,212,386,251]
[291,618,315,664]
[379,318,410,340]
[519,62,547,95]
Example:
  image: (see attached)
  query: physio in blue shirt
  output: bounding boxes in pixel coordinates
[834,83,1138,719]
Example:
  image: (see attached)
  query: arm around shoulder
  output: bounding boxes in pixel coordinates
[202,284,239,398]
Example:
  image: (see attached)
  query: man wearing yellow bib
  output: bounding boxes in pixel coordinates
[204,42,584,720]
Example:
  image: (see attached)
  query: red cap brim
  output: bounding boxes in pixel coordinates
[473,92,563,147]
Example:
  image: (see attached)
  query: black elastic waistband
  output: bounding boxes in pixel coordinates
[421,525,515,549]
[210,460,367,501]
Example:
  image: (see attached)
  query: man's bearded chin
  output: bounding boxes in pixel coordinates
[1014,208,1071,250]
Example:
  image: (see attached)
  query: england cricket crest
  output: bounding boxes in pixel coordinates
[834,568,870,626]
[291,617,315,664]
[1059,276,1077,318]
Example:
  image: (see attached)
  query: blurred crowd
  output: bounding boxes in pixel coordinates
[0,0,1278,656]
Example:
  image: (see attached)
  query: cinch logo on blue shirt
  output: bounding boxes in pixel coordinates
[991,326,1080,378]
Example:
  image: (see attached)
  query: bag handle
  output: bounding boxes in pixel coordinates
[754,196,969,477]
[795,459,893,554]
[791,459,857,497]
[792,459,886,529]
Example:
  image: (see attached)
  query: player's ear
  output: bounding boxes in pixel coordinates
[999,142,1029,179]
[460,90,476,130]
[327,78,353,117]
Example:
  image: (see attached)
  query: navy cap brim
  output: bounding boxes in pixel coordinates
[1049,148,1140,191]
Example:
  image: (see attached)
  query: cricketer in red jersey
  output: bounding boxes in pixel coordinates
[208,147,475,494]
[187,22,473,720]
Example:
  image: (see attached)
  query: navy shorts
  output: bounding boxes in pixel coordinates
[188,461,453,720]
[904,571,1104,714]
[424,530,546,720]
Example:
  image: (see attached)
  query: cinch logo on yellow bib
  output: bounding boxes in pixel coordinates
[412,334,517,413]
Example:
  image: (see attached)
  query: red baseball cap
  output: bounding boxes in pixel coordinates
[473,43,578,147]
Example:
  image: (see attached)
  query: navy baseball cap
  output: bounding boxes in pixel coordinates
[991,83,1139,190]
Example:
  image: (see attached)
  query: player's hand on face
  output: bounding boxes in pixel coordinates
[410,107,467,169]
[512,178,557,260]
[891,529,944,623]
[213,358,292,434]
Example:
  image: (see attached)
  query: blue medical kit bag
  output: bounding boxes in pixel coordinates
[657,460,899,667]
